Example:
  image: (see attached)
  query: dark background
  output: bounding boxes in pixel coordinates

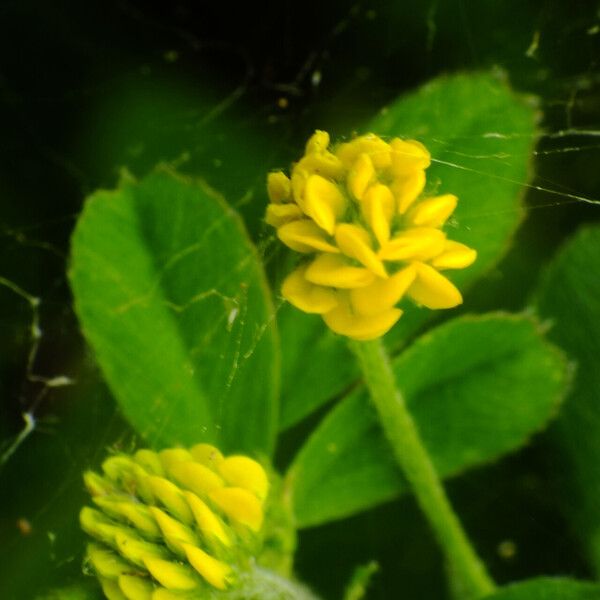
[0,1,599,598]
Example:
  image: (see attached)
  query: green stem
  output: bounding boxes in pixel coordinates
[348,338,495,599]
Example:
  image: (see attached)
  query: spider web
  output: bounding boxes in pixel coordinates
[0,0,599,598]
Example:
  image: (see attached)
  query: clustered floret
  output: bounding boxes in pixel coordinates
[80,444,268,599]
[265,131,477,340]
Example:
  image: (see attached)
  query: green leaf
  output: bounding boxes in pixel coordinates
[535,225,600,573]
[288,314,568,527]
[278,305,357,430]
[482,578,600,599]
[69,168,279,454]
[278,71,538,430]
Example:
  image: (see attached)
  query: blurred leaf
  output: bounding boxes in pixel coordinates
[288,314,569,527]
[35,582,102,600]
[343,561,379,600]
[534,225,600,573]
[482,577,600,599]
[278,71,538,430]
[82,74,289,237]
[69,168,279,454]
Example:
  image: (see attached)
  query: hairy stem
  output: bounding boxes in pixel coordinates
[348,338,495,599]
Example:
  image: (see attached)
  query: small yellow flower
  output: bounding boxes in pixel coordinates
[265,131,476,340]
[81,445,270,599]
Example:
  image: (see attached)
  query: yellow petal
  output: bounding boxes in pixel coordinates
[209,487,264,531]
[144,557,198,591]
[118,503,163,539]
[152,589,190,600]
[265,203,304,227]
[132,466,156,505]
[183,492,231,547]
[361,184,395,245]
[183,543,233,590]
[102,456,136,484]
[406,194,458,227]
[149,507,198,556]
[390,138,431,176]
[391,170,426,214]
[267,171,291,203]
[159,449,194,472]
[100,576,128,600]
[322,302,402,341]
[167,461,224,498]
[84,471,116,497]
[290,168,309,203]
[300,174,347,234]
[93,498,161,539]
[305,130,330,154]
[277,220,340,254]
[350,266,416,316]
[296,152,344,180]
[114,531,170,567]
[80,507,124,545]
[304,254,376,289]
[87,543,132,579]
[347,153,375,200]
[218,456,269,501]
[407,263,463,309]
[378,228,446,262]
[335,223,387,278]
[335,141,357,169]
[277,219,339,253]
[189,444,224,470]
[430,241,477,270]
[102,457,153,503]
[118,575,154,600]
[134,450,164,476]
[336,134,392,169]
[281,266,339,314]
[147,477,193,525]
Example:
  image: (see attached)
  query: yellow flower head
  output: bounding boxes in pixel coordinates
[265,131,477,340]
[81,444,271,599]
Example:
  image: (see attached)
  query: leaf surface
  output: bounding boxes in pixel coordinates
[289,314,568,527]
[70,168,279,453]
[535,225,600,573]
[483,578,600,600]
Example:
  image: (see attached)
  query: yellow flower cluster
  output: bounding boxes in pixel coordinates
[265,131,477,340]
[80,444,269,600]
